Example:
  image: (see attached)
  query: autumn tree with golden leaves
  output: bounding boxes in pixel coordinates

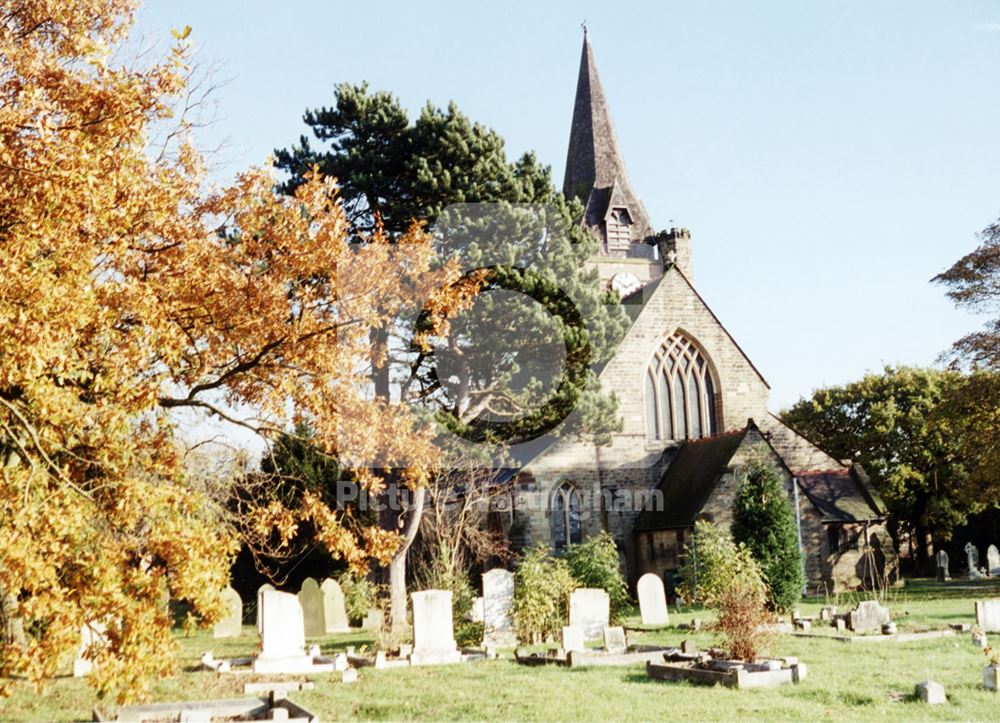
[0,0,465,701]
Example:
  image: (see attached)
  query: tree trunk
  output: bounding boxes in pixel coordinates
[389,486,426,634]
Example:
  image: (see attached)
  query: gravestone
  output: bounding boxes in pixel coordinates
[989,545,1000,576]
[637,573,669,626]
[975,599,1000,632]
[361,609,383,632]
[256,583,275,632]
[936,549,950,582]
[916,680,946,705]
[298,578,326,638]
[410,590,461,665]
[469,597,485,623]
[569,588,610,640]
[603,625,627,654]
[561,625,585,653]
[846,600,890,633]
[481,569,516,648]
[255,590,310,673]
[320,578,350,633]
[213,586,243,638]
[966,542,981,579]
[1,591,26,647]
[73,622,108,677]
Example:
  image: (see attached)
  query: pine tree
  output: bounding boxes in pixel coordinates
[731,459,805,612]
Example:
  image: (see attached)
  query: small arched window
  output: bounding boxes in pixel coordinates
[644,332,719,442]
[551,481,583,552]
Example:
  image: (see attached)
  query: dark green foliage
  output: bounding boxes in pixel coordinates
[565,531,629,622]
[731,460,804,612]
[513,545,577,643]
[274,83,629,445]
[780,366,982,547]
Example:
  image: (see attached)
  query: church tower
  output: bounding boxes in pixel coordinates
[564,31,691,291]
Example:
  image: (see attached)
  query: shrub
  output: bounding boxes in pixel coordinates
[680,520,774,661]
[731,459,805,612]
[411,554,482,648]
[565,531,629,622]
[513,545,578,643]
[338,571,381,627]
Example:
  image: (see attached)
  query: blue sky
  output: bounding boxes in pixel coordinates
[137,0,1000,410]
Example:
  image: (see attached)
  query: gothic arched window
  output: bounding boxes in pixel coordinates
[644,332,719,442]
[551,481,583,552]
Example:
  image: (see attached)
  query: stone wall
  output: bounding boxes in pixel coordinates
[511,265,773,579]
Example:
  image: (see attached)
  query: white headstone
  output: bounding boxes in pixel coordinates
[297,578,326,638]
[569,588,610,640]
[256,590,308,670]
[362,609,383,631]
[410,590,461,665]
[603,625,627,654]
[847,600,890,633]
[73,622,107,677]
[320,579,350,633]
[213,586,243,638]
[561,625,585,653]
[256,583,275,632]
[966,542,980,578]
[481,569,516,648]
[469,597,485,623]
[975,599,1000,632]
[916,680,946,705]
[637,573,669,626]
[988,545,1000,576]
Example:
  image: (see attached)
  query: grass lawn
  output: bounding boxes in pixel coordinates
[4,579,1000,722]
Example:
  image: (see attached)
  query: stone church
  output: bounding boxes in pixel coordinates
[507,33,896,594]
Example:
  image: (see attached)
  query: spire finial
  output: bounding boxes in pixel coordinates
[581,19,588,37]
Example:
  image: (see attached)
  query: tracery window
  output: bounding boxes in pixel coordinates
[551,481,583,552]
[644,332,719,441]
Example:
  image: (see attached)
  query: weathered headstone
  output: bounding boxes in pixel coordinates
[936,549,950,582]
[603,625,627,654]
[989,545,1000,576]
[637,573,669,626]
[1,591,26,647]
[213,586,243,638]
[256,583,275,632]
[410,590,461,665]
[298,578,326,638]
[361,609,383,632]
[561,625,585,653]
[819,606,837,622]
[966,542,981,579]
[73,622,108,677]
[481,568,516,648]
[916,680,946,705]
[569,588,610,640]
[975,599,1000,633]
[320,578,350,633]
[469,597,485,623]
[255,590,309,672]
[846,600,890,633]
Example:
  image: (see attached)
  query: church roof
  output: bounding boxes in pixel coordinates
[633,428,749,532]
[563,31,654,241]
[796,468,887,522]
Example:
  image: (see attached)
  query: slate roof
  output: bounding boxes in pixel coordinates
[796,468,886,522]
[563,32,654,242]
[633,428,748,532]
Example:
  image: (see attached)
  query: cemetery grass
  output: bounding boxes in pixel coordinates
[5,579,1000,722]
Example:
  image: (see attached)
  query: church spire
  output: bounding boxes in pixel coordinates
[563,30,654,245]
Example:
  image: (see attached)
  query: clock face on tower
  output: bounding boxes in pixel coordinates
[611,271,641,298]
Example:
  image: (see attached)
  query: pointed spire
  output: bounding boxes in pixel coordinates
[563,31,654,241]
